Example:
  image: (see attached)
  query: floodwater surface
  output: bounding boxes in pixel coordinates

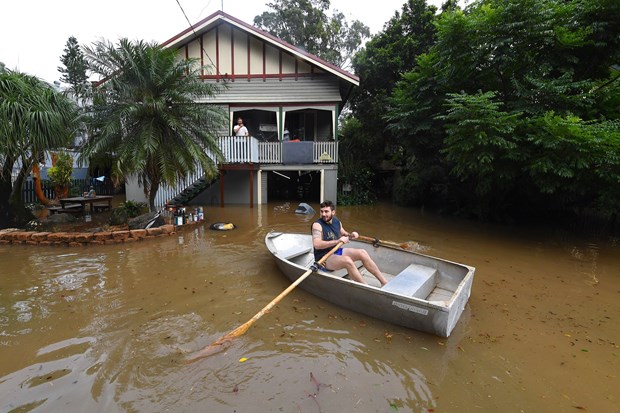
[1,202,618,412]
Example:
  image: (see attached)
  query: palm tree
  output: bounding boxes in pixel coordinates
[0,69,77,229]
[81,38,225,210]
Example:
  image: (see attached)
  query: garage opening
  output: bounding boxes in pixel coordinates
[267,170,320,202]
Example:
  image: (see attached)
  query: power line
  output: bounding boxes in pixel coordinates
[173,0,221,78]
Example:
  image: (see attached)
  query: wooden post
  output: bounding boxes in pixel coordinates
[220,170,225,208]
[249,170,253,208]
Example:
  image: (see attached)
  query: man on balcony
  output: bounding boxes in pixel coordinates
[234,117,249,136]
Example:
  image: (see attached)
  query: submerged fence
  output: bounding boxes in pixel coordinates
[21,178,115,203]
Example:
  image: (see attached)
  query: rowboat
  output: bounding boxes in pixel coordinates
[265,232,475,337]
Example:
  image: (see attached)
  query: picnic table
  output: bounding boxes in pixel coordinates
[54,195,114,214]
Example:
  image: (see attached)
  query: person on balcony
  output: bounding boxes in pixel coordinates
[233,117,249,136]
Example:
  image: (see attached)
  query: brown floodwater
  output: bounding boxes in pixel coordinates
[1,202,618,412]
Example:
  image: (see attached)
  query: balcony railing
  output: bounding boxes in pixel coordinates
[218,136,338,164]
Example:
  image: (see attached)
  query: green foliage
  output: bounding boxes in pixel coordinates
[337,117,378,205]
[254,0,369,68]
[346,0,442,207]
[81,38,226,210]
[117,200,147,218]
[0,69,78,228]
[58,36,89,98]
[525,114,620,205]
[338,168,377,206]
[439,91,521,195]
[382,0,620,221]
[47,152,74,187]
[0,70,77,156]
[351,0,438,152]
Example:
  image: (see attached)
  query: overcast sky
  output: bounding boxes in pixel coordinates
[1,0,450,84]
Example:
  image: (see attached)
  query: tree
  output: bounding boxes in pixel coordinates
[0,69,77,229]
[81,38,226,211]
[387,0,620,220]
[345,0,438,203]
[254,0,370,68]
[438,91,523,216]
[58,36,89,99]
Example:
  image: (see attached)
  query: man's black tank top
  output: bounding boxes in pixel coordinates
[313,217,341,261]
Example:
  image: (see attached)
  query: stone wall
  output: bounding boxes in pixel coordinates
[0,223,199,247]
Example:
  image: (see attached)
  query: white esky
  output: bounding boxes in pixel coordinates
[0,0,448,84]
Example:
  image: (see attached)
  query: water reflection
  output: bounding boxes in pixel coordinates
[1,202,619,412]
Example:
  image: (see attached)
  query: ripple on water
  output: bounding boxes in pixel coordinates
[0,337,103,413]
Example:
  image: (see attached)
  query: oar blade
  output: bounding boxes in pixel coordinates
[186,340,231,363]
[186,321,253,363]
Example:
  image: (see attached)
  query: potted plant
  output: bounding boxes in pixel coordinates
[47,152,73,200]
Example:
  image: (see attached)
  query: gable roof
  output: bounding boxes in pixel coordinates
[160,10,359,87]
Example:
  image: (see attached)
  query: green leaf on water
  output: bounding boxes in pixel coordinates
[389,402,398,411]
[581,349,589,352]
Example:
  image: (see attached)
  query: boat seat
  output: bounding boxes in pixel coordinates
[382,263,437,299]
[279,245,313,260]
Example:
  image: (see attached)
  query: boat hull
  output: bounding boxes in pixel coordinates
[265,232,475,337]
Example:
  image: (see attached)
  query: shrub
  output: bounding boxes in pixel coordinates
[117,200,147,218]
[47,152,73,188]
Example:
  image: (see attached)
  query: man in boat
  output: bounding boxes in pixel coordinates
[312,200,388,287]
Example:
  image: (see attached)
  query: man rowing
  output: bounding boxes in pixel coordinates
[311,200,388,287]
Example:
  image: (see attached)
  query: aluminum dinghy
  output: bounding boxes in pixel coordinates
[265,232,475,337]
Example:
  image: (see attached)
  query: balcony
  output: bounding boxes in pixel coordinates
[217,136,338,164]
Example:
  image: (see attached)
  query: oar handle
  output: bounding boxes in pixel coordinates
[357,234,410,250]
[356,235,380,246]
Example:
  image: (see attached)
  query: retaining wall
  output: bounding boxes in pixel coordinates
[0,223,199,247]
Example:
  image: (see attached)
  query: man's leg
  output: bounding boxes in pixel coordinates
[325,255,366,284]
[343,249,388,286]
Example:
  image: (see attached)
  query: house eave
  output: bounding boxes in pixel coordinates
[160,10,359,87]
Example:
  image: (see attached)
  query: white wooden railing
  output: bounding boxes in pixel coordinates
[259,142,281,163]
[214,136,338,164]
[218,136,259,163]
[154,166,208,209]
[313,141,338,163]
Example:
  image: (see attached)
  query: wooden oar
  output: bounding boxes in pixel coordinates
[356,234,414,250]
[187,241,345,363]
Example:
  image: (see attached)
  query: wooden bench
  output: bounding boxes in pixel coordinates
[382,263,437,299]
[47,204,83,215]
[93,202,112,212]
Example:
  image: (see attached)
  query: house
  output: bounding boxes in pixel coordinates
[125,11,359,208]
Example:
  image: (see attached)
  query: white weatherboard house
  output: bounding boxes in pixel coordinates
[125,11,359,208]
